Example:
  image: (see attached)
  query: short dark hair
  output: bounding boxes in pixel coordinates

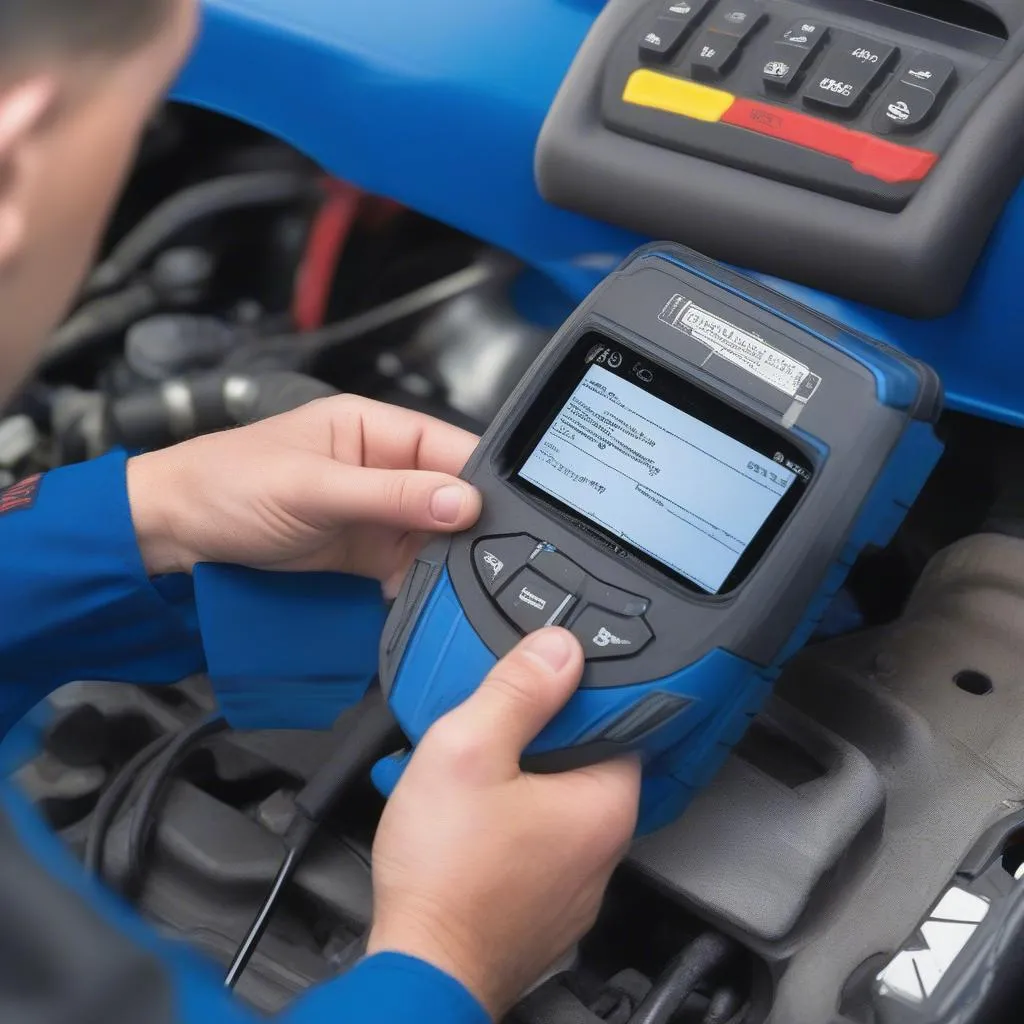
[0,0,173,61]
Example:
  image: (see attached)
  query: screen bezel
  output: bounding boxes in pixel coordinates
[501,331,815,596]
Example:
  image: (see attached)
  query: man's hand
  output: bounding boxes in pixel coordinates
[367,628,641,1020]
[126,396,482,592]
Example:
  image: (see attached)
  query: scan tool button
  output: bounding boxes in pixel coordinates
[705,1,766,43]
[498,568,576,634]
[803,35,897,115]
[529,546,588,592]
[689,30,742,81]
[639,16,694,63]
[571,606,653,661]
[778,20,828,53]
[761,43,817,93]
[473,535,540,595]
[585,581,650,617]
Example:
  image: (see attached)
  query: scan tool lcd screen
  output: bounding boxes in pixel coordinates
[516,348,809,594]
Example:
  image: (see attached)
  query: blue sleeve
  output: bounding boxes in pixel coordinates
[0,452,205,735]
[285,953,490,1024]
[0,454,387,737]
[0,785,490,1024]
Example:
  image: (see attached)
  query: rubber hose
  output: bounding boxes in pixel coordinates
[627,933,737,1024]
[703,986,746,1024]
[44,282,158,368]
[106,371,338,448]
[83,732,175,878]
[122,715,227,900]
[86,171,318,297]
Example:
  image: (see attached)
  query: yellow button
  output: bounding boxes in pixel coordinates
[622,69,735,122]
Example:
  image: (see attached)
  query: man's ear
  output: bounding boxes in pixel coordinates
[0,78,56,271]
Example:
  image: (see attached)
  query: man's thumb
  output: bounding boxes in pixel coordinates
[437,629,585,773]
[318,463,481,532]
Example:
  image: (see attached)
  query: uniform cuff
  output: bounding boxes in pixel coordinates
[287,952,490,1024]
[193,564,387,730]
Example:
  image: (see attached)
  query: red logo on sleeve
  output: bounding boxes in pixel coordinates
[0,474,42,516]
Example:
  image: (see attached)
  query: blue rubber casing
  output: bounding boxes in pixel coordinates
[376,244,944,834]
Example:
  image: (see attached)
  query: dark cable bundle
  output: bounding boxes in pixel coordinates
[626,932,739,1024]
[84,713,227,890]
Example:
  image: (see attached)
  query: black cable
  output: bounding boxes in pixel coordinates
[122,714,228,900]
[44,282,159,369]
[224,685,402,990]
[84,731,175,877]
[627,933,737,1024]
[85,171,319,298]
[223,819,316,991]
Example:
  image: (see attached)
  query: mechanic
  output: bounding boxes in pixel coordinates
[0,2,641,1022]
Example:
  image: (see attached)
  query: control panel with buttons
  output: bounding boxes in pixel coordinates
[473,535,653,662]
[599,0,981,210]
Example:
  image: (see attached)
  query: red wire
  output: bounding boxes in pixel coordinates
[292,180,363,332]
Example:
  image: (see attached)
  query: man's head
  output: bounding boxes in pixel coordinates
[0,0,198,404]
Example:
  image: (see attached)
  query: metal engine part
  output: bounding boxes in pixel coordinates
[631,532,1024,1024]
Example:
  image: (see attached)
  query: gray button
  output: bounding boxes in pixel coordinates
[571,606,653,661]
[779,20,828,53]
[803,35,897,115]
[529,547,587,592]
[498,568,575,634]
[473,535,539,595]
[639,16,693,63]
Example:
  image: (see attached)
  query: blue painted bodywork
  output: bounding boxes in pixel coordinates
[175,0,1024,424]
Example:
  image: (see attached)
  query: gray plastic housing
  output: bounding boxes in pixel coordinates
[536,0,1024,317]
[380,243,939,694]
[630,532,1024,1024]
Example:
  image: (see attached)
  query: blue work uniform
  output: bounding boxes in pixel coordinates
[0,451,489,1024]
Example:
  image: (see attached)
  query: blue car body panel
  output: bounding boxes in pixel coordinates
[175,0,1024,424]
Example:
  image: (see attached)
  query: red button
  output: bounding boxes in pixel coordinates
[722,98,937,184]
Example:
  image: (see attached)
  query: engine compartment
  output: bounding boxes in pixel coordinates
[7,104,1024,1024]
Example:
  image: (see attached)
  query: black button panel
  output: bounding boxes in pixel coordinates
[637,2,961,144]
[475,536,653,662]
[497,568,575,634]
[802,34,898,115]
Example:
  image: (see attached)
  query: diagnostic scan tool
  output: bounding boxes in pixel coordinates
[376,243,943,832]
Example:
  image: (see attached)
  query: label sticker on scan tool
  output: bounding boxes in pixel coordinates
[659,295,822,403]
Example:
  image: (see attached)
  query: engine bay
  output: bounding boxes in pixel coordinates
[7,102,1024,1024]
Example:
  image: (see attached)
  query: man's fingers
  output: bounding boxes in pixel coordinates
[316,463,482,532]
[435,629,585,774]
[316,395,480,476]
[560,756,642,845]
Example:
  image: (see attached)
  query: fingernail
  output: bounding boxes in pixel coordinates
[523,629,574,672]
[430,484,466,524]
